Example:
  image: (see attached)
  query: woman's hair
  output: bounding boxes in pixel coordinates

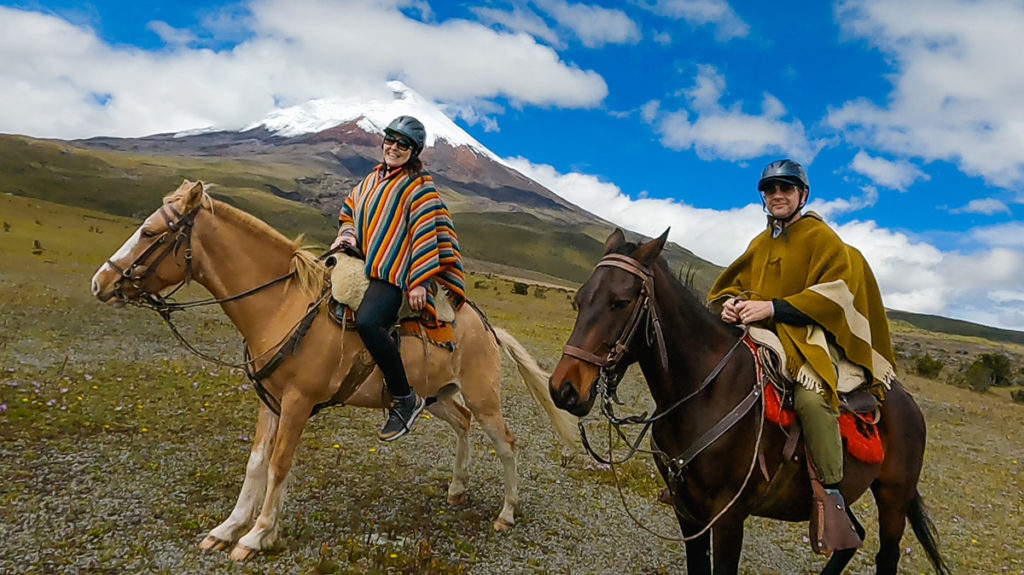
[402,154,423,175]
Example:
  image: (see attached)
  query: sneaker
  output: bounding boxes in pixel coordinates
[377,394,425,441]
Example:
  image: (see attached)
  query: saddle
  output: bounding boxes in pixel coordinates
[325,249,457,350]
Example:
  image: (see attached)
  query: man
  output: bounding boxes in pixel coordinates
[708,159,897,552]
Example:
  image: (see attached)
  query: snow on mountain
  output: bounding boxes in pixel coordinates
[248,81,508,167]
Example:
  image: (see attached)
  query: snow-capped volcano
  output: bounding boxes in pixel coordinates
[248,81,507,166]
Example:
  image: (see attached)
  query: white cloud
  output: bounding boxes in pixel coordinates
[472,1,640,49]
[146,21,198,47]
[504,156,764,266]
[829,0,1024,188]
[809,186,879,219]
[638,0,749,40]
[949,198,1011,216]
[970,222,1024,248]
[849,151,929,191]
[470,5,562,47]
[648,65,819,162]
[537,0,641,48]
[0,1,608,139]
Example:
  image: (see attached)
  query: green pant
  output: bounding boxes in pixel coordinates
[793,383,842,485]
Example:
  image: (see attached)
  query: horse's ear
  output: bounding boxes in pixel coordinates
[631,228,670,267]
[603,228,627,254]
[183,180,205,211]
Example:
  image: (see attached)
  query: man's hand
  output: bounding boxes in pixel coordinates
[733,296,770,325]
[408,285,427,311]
[331,234,356,250]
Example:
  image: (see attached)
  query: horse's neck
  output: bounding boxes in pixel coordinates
[191,212,302,345]
[641,272,738,412]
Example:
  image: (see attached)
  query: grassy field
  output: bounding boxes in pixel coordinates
[2,193,1023,574]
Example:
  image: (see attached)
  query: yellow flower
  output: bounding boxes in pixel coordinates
[140,427,149,433]
[369,448,376,453]
[332,443,340,449]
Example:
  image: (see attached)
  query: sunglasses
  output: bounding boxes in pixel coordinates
[383,135,414,152]
[759,182,799,195]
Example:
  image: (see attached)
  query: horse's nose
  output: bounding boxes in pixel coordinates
[549,376,579,410]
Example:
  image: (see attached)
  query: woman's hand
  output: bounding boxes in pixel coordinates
[331,234,356,250]
[408,285,427,311]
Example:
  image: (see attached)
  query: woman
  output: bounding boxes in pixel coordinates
[331,115,465,441]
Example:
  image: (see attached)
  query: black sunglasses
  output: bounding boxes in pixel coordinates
[383,135,414,152]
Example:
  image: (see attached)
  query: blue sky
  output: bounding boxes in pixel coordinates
[3,0,1024,331]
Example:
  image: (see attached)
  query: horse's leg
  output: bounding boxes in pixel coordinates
[710,516,745,575]
[680,523,712,575]
[425,390,473,505]
[870,479,910,575]
[820,509,865,575]
[200,401,278,552]
[471,403,518,531]
[230,394,312,561]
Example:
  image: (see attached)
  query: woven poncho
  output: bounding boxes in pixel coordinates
[708,212,896,406]
[339,164,465,322]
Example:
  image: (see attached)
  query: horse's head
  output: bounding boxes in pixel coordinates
[91,180,209,304]
[550,228,669,416]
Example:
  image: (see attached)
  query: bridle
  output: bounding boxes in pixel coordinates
[106,202,201,306]
[561,253,669,404]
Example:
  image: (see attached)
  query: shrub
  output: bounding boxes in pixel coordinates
[964,361,993,393]
[914,354,944,378]
[533,286,548,299]
[511,282,528,296]
[977,353,1013,386]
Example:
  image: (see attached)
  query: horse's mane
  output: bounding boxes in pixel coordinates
[165,188,327,297]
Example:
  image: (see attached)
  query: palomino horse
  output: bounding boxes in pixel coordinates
[91,180,577,561]
[549,229,951,575]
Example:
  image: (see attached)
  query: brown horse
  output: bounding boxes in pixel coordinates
[91,180,578,561]
[549,229,951,575]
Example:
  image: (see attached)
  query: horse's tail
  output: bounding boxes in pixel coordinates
[491,326,579,457]
[907,491,953,575]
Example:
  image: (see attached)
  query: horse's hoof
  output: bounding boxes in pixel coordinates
[447,493,468,506]
[229,543,259,562]
[492,517,514,531]
[199,535,231,552]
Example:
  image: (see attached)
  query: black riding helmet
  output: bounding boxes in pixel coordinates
[758,159,809,237]
[758,159,809,192]
[384,115,426,152]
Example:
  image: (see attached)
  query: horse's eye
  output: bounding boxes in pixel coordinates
[140,229,156,239]
[611,298,631,310]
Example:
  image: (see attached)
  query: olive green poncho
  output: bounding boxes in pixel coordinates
[708,213,896,406]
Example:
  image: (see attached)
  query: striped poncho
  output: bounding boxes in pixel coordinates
[339,164,465,322]
[708,212,896,406]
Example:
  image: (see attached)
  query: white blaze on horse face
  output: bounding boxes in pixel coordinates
[91,226,143,296]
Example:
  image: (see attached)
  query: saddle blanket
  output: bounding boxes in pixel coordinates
[763,383,884,464]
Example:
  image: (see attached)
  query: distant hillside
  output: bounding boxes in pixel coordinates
[887,310,1024,346]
